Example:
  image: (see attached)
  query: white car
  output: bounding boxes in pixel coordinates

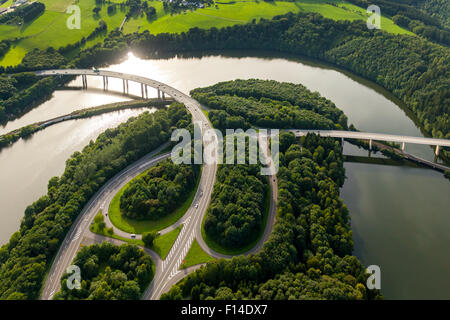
[195,204,199,209]
[131,234,136,239]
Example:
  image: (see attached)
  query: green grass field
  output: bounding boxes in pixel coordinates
[0,0,13,8]
[0,0,127,66]
[200,175,272,255]
[90,216,145,247]
[153,226,182,259]
[90,212,182,259]
[108,165,201,235]
[181,239,215,269]
[0,0,411,67]
[124,0,411,35]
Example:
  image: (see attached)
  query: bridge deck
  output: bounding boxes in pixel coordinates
[290,129,450,147]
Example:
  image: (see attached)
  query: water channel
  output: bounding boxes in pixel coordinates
[0,51,448,299]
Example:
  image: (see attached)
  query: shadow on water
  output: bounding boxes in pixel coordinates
[344,155,421,168]
[56,86,146,101]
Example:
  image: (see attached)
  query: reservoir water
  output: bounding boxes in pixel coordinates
[0,51,448,299]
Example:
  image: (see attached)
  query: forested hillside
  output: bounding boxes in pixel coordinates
[345,0,449,44]
[418,0,450,29]
[54,243,153,300]
[162,132,380,300]
[0,103,190,300]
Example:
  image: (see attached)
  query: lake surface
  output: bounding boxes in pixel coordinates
[0,51,447,299]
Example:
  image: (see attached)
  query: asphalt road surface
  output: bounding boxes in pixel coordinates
[39,70,218,300]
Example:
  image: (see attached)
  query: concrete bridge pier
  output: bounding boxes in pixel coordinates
[122,79,126,94]
[141,83,144,99]
[81,75,87,89]
[145,85,148,99]
[162,91,165,99]
[402,142,406,152]
[433,145,440,163]
[157,89,161,100]
[103,76,109,91]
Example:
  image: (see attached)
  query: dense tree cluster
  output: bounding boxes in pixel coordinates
[0,70,66,124]
[191,79,347,130]
[0,40,10,58]
[0,103,190,300]
[162,132,380,300]
[346,0,449,45]
[144,5,156,20]
[0,124,40,149]
[418,0,450,29]
[87,20,108,41]
[120,159,200,220]
[53,242,153,300]
[163,0,213,15]
[57,21,109,55]
[204,137,267,247]
[72,29,129,68]
[121,0,157,18]
[0,2,45,25]
[1,47,67,74]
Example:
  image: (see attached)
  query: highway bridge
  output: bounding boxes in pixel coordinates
[289,129,450,171]
[289,130,450,155]
[36,69,176,100]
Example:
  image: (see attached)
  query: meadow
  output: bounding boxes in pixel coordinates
[0,0,411,67]
[125,0,410,35]
[0,0,14,8]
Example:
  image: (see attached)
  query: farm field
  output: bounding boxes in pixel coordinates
[0,0,14,8]
[0,0,127,66]
[125,0,410,35]
[0,0,411,67]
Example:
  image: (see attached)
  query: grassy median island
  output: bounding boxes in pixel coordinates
[109,161,201,234]
[90,211,144,245]
[181,239,215,269]
[153,226,182,259]
[90,211,183,259]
